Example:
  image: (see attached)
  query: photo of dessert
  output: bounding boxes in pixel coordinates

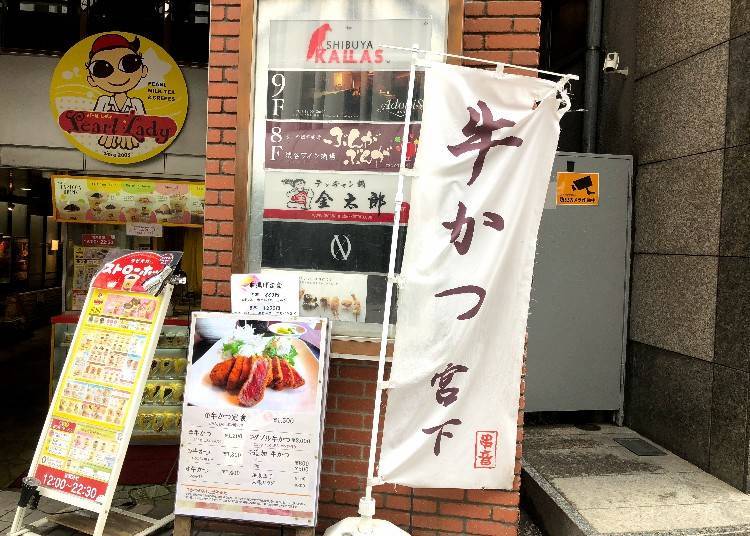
[88,192,106,209]
[103,203,119,221]
[154,204,174,223]
[62,202,84,221]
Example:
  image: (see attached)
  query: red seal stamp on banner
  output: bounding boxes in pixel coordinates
[474,430,498,469]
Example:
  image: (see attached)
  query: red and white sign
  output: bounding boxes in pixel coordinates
[92,251,179,293]
[81,234,116,247]
[34,465,107,503]
[263,172,410,224]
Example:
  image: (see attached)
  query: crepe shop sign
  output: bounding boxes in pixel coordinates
[92,252,175,293]
[59,111,178,144]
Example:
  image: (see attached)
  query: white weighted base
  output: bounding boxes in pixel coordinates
[324,517,410,536]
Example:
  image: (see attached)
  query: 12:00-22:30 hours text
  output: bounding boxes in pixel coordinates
[40,472,101,500]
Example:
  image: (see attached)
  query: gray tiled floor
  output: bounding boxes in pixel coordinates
[524,424,750,534]
[0,486,178,535]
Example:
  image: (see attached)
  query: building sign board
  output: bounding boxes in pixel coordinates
[263,172,409,224]
[261,221,406,274]
[264,121,419,173]
[50,32,188,165]
[52,175,204,227]
[266,70,424,122]
[268,19,432,70]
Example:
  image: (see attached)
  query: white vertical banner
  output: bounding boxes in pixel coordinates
[379,62,569,489]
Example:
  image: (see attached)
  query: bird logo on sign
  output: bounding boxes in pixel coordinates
[307,23,332,60]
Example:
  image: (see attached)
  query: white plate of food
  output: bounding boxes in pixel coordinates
[185,336,319,412]
[268,322,307,337]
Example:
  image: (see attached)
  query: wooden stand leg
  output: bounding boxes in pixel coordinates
[173,515,193,536]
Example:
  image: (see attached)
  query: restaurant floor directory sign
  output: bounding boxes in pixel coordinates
[22,251,179,519]
[176,313,330,527]
[248,7,447,334]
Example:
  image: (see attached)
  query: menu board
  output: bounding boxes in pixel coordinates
[251,10,446,332]
[52,175,205,227]
[32,288,163,504]
[230,273,300,317]
[71,246,112,310]
[176,314,330,526]
[27,250,179,511]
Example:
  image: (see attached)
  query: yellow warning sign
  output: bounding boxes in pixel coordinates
[556,172,600,206]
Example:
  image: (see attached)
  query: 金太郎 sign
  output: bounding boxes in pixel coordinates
[263,172,409,224]
[53,175,204,227]
[556,172,600,206]
[50,32,188,165]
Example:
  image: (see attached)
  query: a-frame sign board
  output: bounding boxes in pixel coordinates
[9,251,182,536]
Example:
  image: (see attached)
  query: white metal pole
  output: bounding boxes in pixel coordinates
[376,43,580,80]
[359,45,419,517]
[9,506,27,535]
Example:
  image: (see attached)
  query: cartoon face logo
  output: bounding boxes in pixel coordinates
[85,34,150,150]
[87,34,148,95]
[283,178,313,210]
[86,34,148,114]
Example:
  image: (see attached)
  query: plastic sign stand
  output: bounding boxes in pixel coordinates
[324,518,410,536]
[9,251,182,536]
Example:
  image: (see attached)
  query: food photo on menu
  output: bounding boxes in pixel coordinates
[186,315,322,413]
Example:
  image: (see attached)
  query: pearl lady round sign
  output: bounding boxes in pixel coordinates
[50,32,188,165]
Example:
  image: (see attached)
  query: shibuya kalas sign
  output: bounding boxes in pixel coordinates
[50,32,188,165]
[269,19,432,70]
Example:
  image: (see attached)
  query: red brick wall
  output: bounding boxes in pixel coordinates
[318,360,525,536]
[202,1,539,533]
[463,0,541,69]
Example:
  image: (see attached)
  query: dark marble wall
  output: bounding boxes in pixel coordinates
[605,0,750,491]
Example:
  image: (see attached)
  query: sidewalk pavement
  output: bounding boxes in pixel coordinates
[523,424,750,535]
[1,485,548,535]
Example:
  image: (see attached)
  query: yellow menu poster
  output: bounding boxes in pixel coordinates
[33,289,162,504]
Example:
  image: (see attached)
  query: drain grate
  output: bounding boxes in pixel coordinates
[614,437,666,456]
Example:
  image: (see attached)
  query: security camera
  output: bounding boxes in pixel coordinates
[603,52,629,76]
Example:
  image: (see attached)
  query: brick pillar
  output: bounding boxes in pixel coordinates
[202,1,540,534]
[202,0,242,312]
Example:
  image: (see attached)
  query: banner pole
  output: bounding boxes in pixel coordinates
[376,43,580,80]
[360,45,419,517]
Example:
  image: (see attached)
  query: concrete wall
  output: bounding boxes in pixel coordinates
[622,0,750,491]
[0,54,207,177]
